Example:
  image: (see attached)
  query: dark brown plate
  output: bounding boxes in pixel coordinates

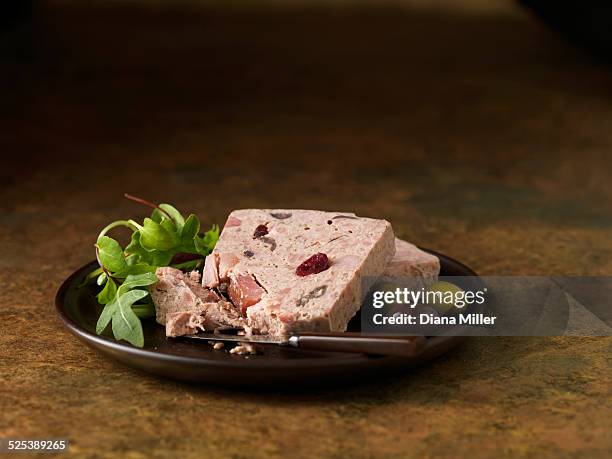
[56,249,480,386]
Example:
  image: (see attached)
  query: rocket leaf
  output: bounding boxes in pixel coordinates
[111,289,148,347]
[140,218,178,251]
[180,214,200,244]
[91,195,220,347]
[96,236,127,273]
[97,276,117,305]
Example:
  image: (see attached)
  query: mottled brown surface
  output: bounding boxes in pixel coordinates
[1,2,611,458]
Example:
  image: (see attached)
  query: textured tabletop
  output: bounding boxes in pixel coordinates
[1,1,611,458]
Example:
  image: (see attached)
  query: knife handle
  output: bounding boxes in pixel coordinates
[289,333,426,357]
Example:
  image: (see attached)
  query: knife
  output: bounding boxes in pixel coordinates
[182,332,426,358]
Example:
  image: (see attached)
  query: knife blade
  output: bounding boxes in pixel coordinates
[181,332,426,358]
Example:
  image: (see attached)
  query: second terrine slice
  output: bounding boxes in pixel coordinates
[203,209,396,336]
[384,238,440,282]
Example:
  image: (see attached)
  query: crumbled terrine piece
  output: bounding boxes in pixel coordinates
[150,267,245,334]
[229,343,258,355]
[384,238,440,281]
[202,254,219,288]
[204,209,395,336]
[150,267,220,325]
[165,311,205,337]
[197,300,245,330]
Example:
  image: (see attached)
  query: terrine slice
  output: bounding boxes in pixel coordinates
[206,209,396,336]
[384,238,440,281]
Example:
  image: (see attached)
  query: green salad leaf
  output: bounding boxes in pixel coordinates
[180,214,200,244]
[90,194,219,347]
[96,236,127,273]
[140,218,178,251]
[152,203,185,230]
[97,276,117,305]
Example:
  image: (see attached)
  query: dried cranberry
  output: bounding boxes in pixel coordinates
[296,253,330,277]
[253,224,268,238]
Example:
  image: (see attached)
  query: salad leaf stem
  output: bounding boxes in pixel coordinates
[97,219,141,240]
[124,193,176,224]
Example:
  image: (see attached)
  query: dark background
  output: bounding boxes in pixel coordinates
[1,1,611,458]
